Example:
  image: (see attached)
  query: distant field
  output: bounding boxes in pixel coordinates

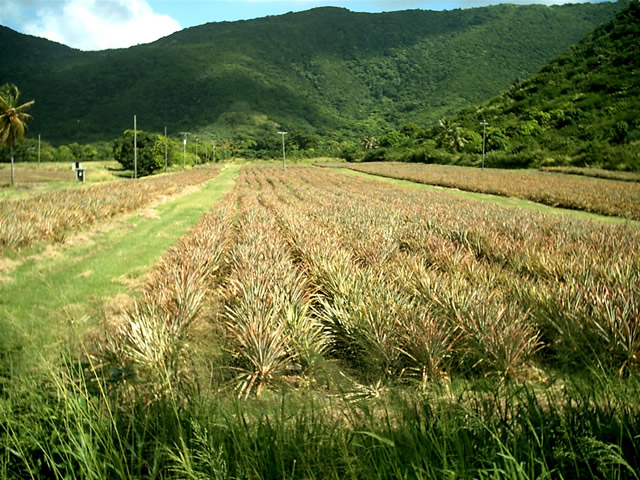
[541,165,640,182]
[0,161,125,201]
[0,168,74,183]
[326,161,640,221]
[0,164,222,251]
[0,161,122,182]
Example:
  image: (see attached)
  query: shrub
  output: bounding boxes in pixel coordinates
[363,148,388,162]
[113,129,168,176]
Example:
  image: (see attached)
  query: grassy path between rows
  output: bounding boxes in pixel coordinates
[336,167,637,225]
[0,164,240,365]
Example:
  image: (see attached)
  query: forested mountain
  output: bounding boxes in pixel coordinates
[398,0,639,171]
[0,1,626,145]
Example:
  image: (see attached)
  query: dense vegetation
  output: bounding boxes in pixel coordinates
[0,136,112,165]
[0,2,625,149]
[451,0,640,170]
[114,130,173,176]
[368,1,640,171]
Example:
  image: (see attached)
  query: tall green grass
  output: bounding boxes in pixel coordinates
[2,364,639,479]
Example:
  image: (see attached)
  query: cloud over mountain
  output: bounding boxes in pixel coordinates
[0,0,181,50]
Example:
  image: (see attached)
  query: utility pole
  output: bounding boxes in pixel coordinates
[278,131,287,171]
[480,120,488,170]
[134,115,138,179]
[212,140,216,162]
[10,145,14,185]
[37,134,41,167]
[164,126,168,173]
[180,132,191,169]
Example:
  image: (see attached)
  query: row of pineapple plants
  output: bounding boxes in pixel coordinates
[93,162,639,395]
[91,189,235,405]
[221,185,326,396]
[0,165,222,251]
[242,164,639,383]
[1,184,237,479]
[263,166,539,382]
[330,161,640,220]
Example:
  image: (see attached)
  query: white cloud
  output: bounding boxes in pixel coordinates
[18,0,181,51]
[0,0,32,26]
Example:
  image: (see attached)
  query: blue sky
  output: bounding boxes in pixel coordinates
[0,0,599,51]
[152,1,467,26]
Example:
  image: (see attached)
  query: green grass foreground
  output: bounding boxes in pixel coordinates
[2,368,639,479]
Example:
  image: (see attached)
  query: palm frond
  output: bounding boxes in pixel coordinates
[0,83,34,149]
[16,100,35,113]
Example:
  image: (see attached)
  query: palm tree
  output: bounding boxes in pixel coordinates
[436,118,467,152]
[0,84,35,185]
[361,135,378,150]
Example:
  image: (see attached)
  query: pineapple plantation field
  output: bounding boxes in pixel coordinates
[0,162,123,199]
[330,161,640,221]
[1,162,640,479]
[0,164,227,251]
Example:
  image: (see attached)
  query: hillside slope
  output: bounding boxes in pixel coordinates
[0,2,626,144]
[434,1,640,170]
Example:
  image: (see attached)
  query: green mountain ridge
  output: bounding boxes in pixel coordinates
[411,0,640,170]
[0,2,627,146]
